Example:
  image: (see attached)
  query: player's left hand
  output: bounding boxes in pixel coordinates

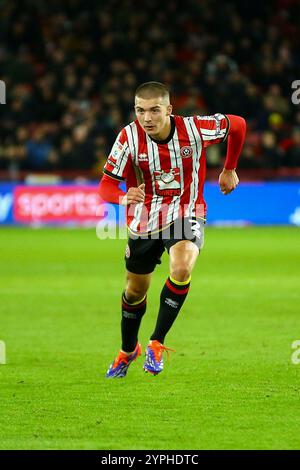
[218,168,239,195]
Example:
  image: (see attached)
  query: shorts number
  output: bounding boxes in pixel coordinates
[189,219,201,239]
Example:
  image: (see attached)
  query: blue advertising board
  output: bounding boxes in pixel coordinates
[0,182,299,226]
[204,182,300,226]
[0,183,14,224]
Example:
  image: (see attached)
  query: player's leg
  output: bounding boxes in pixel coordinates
[149,240,198,342]
[106,237,163,378]
[144,219,204,375]
[124,271,151,303]
[121,270,152,354]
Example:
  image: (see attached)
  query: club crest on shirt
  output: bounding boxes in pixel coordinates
[180,146,193,158]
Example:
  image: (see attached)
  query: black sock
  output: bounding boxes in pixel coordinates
[150,276,191,344]
[121,292,147,352]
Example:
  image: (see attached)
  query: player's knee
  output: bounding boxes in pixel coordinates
[170,267,191,283]
[125,285,148,303]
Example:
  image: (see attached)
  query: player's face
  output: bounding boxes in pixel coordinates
[134,96,172,140]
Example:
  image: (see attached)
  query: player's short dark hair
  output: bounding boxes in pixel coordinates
[135,82,170,102]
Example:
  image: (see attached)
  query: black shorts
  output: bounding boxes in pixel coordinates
[125,217,205,275]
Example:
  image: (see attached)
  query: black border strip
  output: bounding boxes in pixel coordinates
[103,169,125,181]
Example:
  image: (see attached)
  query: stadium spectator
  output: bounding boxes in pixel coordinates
[0,0,299,176]
[260,131,283,169]
[26,127,58,171]
[286,128,300,167]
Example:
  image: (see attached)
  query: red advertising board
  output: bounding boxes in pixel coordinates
[14,186,104,223]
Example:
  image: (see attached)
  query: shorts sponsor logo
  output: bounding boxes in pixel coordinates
[180,146,193,158]
[125,244,130,258]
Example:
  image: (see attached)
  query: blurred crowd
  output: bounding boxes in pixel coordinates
[0,0,300,178]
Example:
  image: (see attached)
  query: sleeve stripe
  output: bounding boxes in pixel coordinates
[103,169,125,181]
[222,114,230,142]
[200,129,223,135]
[200,129,227,136]
[118,144,130,174]
[200,134,225,141]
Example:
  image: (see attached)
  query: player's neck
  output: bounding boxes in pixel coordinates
[151,116,173,143]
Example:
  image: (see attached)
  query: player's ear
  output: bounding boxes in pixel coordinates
[167,104,173,116]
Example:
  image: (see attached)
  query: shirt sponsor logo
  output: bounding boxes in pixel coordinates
[154,168,181,197]
[180,146,193,158]
[138,153,148,161]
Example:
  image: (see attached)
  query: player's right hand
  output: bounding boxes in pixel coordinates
[121,183,145,205]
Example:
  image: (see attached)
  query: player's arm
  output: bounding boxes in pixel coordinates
[98,174,145,205]
[196,113,246,195]
[98,128,145,205]
[219,114,246,195]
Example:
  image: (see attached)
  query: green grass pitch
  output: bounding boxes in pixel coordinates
[0,226,300,450]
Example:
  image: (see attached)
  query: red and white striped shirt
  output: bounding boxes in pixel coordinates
[103,114,229,234]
